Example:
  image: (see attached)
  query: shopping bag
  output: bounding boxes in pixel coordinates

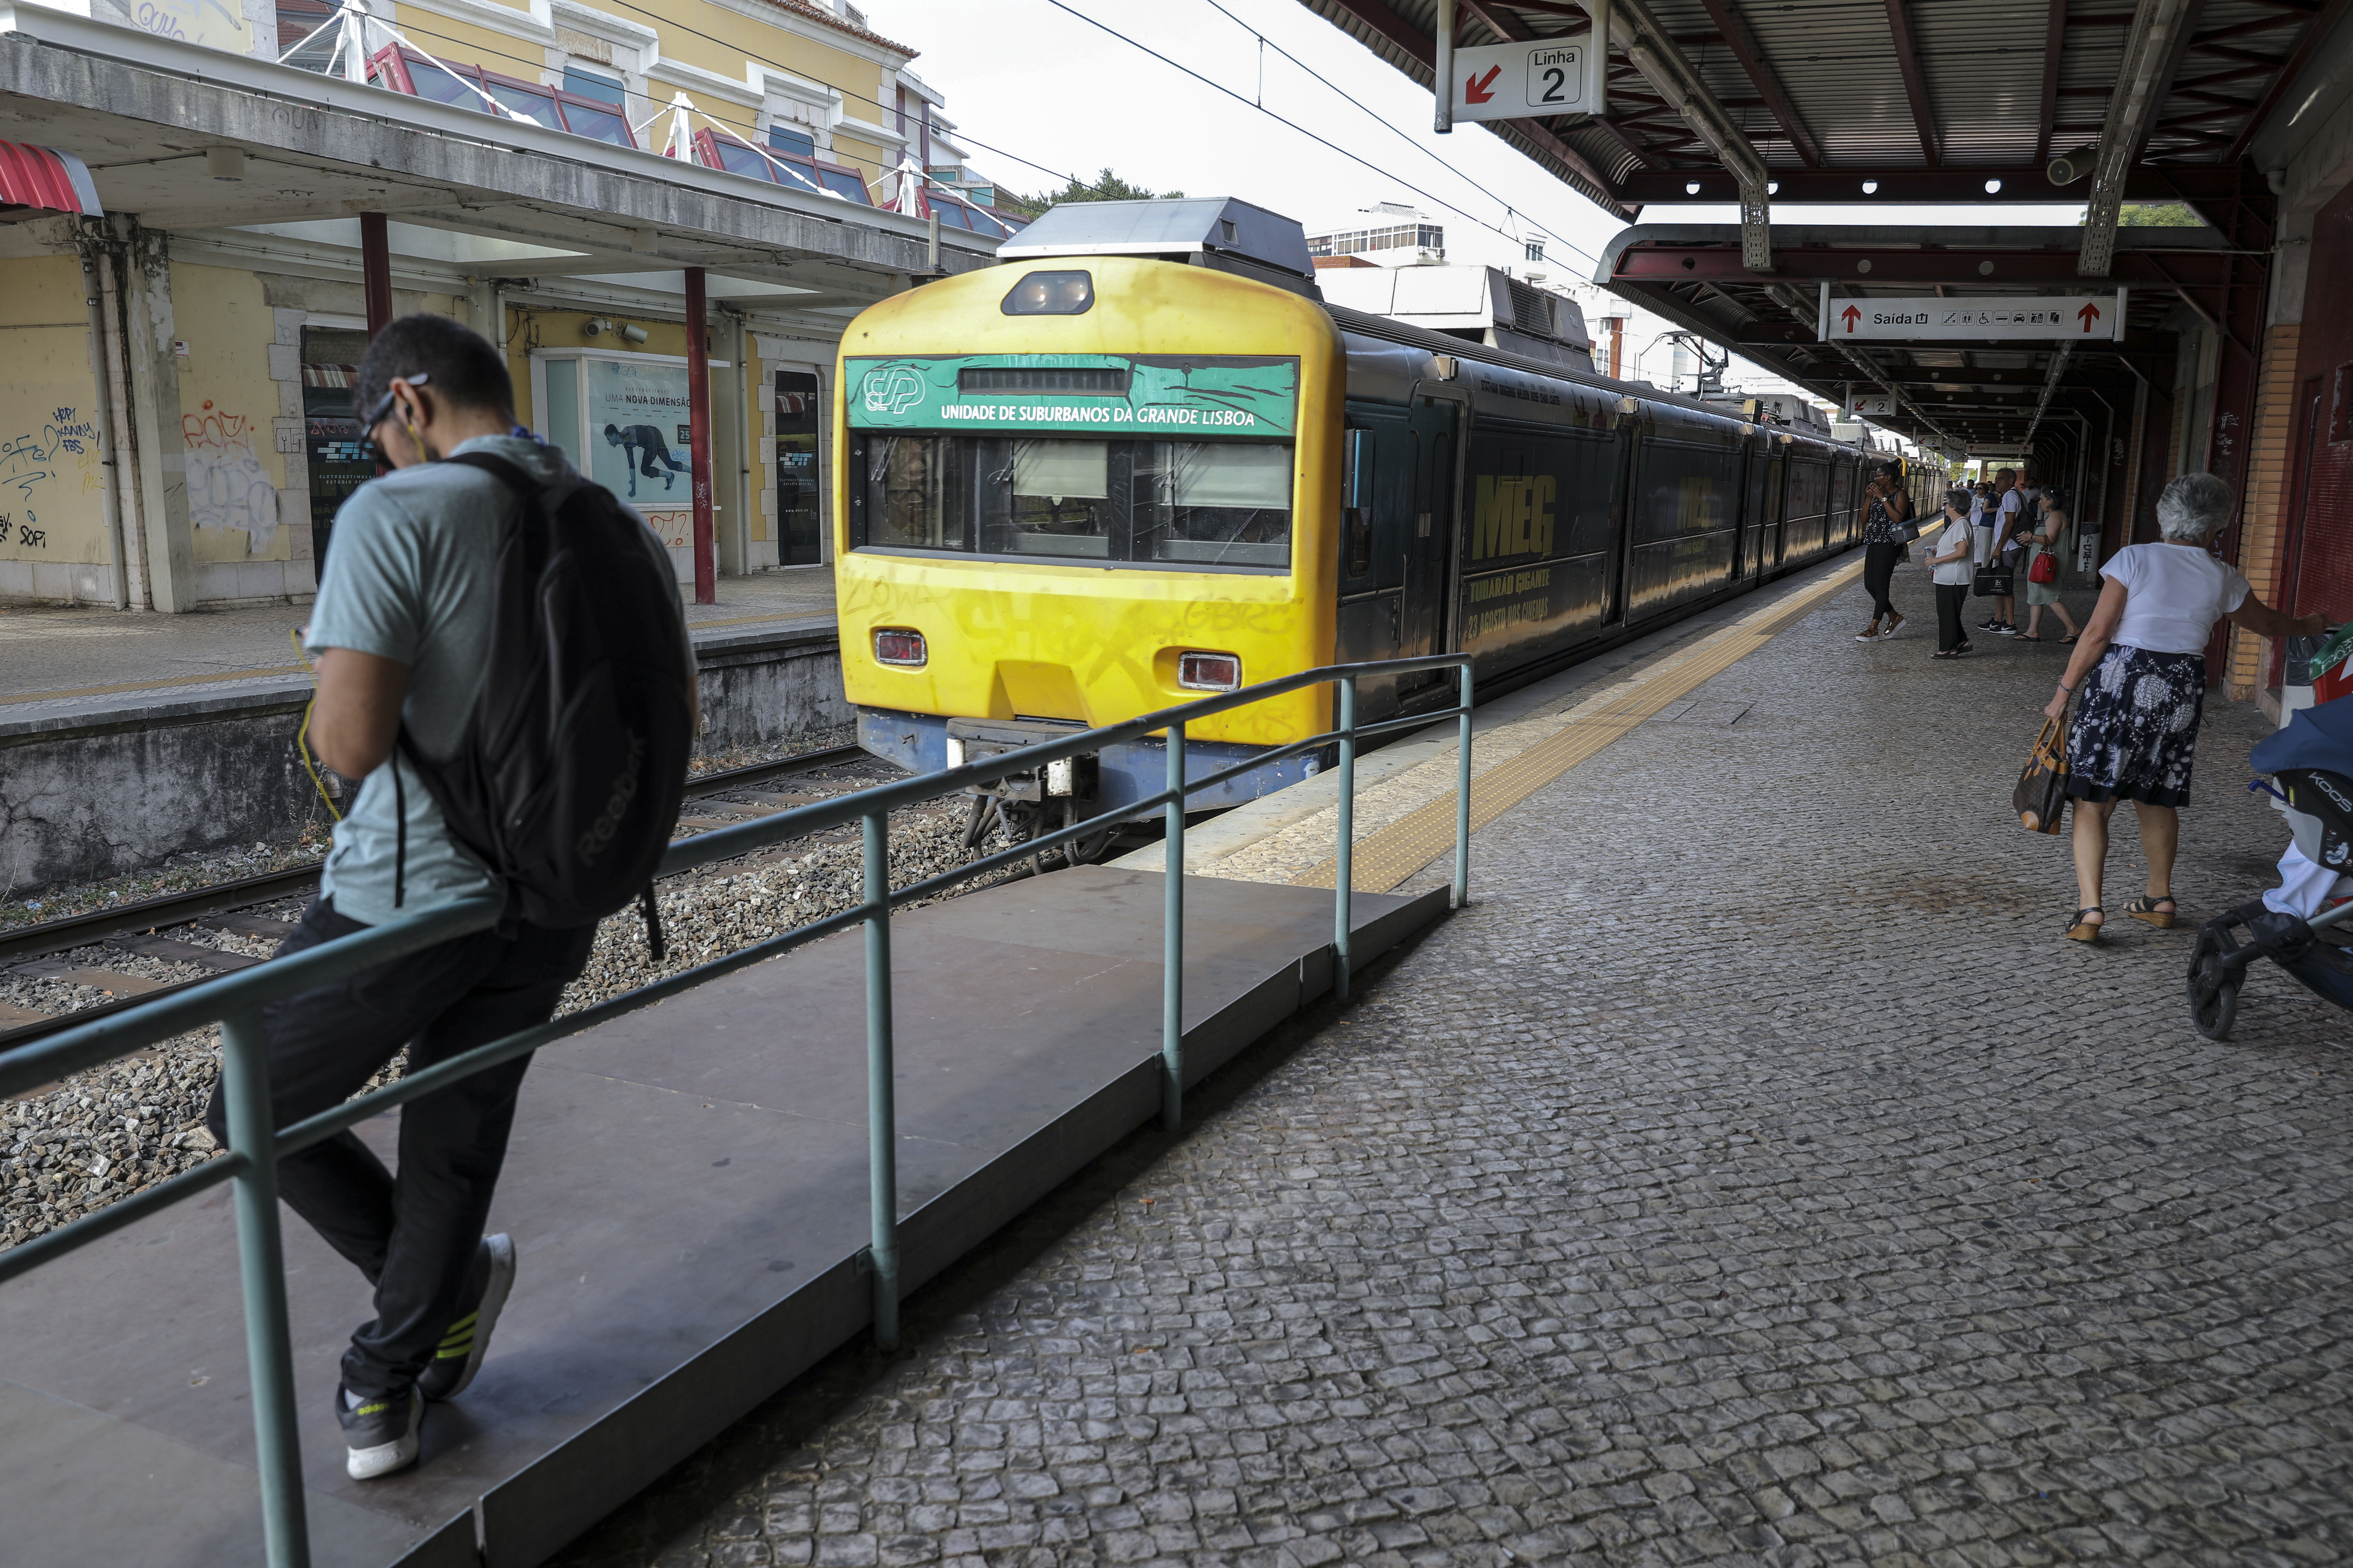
[1974,558,2014,598]
[2012,716,2071,834]
[2028,549,2058,585]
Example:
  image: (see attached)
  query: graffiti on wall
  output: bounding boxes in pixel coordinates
[131,0,251,52]
[0,408,103,552]
[183,402,280,553]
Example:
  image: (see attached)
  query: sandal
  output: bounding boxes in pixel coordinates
[2124,894,2177,929]
[2066,906,2104,943]
[1855,623,1882,642]
[2059,634,2080,645]
[2016,633,2043,642]
[1932,649,1965,660]
[1884,613,1905,636]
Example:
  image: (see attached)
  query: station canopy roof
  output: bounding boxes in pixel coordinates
[1300,0,2348,456]
[1300,0,2341,218]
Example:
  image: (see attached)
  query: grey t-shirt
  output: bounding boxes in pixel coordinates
[308,435,613,925]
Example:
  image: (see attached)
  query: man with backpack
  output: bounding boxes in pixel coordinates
[202,314,695,1481]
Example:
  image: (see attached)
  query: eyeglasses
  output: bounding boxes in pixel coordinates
[360,372,429,435]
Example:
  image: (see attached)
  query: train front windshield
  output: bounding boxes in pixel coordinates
[863,435,1293,569]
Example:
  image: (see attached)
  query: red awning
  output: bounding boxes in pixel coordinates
[0,140,102,218]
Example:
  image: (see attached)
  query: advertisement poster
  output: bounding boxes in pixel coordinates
[585,358,692,545]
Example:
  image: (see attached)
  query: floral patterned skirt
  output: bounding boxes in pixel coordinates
[2064,644,2206,807]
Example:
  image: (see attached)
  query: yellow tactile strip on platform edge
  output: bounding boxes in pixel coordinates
[1291,559,1867,892]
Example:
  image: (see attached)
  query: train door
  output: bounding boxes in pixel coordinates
[1335,402,1458,721]
[1397,403,1458,710]
[1738,436,1773,580]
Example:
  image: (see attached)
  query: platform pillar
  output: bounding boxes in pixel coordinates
[359,212,392,338]
[686,266,716,605]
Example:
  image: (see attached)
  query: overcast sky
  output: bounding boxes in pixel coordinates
[872,0,2091,428]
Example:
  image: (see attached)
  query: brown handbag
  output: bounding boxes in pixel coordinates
[2013,715,2071,834]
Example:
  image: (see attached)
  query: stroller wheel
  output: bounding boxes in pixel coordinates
[2188,930,2239,1041]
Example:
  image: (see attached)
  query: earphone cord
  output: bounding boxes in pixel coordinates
[292,625,344,823]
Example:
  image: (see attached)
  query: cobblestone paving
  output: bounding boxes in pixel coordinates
[557,564,2353,1568]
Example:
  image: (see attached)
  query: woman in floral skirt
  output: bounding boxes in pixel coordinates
[2042,473,2328,943]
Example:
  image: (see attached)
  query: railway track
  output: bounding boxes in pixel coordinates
[0,742,876,1056]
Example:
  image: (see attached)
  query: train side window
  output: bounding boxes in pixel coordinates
[1342,428,1374,577]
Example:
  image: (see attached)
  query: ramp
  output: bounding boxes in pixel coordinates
[0,868,1447,1568]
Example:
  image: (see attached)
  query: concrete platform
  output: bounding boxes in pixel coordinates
[0,596,846,895]
[0,566,836,709]
[0,865,1448,1568]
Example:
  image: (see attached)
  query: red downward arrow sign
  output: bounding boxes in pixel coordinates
[1464,65,1501,104]
[1841,304,1862,332]
[2077,302,2102,332]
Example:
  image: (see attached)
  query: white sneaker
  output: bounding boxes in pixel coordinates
[338,1385,423,1480]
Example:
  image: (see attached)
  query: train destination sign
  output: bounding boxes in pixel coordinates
[1447,36,1591,122]
[1820,293,2127,342]
[847,355,1297,438]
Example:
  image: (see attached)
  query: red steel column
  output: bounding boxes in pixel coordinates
[685,266,716,605]
[360,212,393,337]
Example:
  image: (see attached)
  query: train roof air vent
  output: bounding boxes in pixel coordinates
[998,198,1318,291]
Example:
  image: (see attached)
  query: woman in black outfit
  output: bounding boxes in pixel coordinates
[1856,461,1914,641]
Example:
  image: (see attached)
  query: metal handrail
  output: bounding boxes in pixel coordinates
[0,653,1474,1567]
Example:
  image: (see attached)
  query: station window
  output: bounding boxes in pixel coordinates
[855,435,1292,570]
[562,66,626,108]
[366,47,636,147]
[692,127,873,203]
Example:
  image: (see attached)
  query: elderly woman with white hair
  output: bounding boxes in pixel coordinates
[2043,472,2328,943]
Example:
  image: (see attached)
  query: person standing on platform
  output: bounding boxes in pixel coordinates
[1970,479,2000,567]
[2017,485,2084,643]
[2042,472,2329,943]
[204,315,695,1482]
[1979,468,2025,637]
[1928,487,1978,658]
[1855,460,1913,641]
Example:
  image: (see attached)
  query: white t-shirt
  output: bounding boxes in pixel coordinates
[1997,490,2025,553]
[1931,515,1975,585]
[2101,542,2252,655]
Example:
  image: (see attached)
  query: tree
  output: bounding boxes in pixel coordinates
[998,168,1186,219]
[2079,201,2205,228]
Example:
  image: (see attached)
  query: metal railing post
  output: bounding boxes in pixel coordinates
[1334,676,1357,1002]
[1455,662,1474,909]
[1161,722,1185,1131]
[861,812,899,1352]
[220,1007,311,1568]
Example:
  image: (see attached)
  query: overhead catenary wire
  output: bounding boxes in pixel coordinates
[1188,0,1602,271]
[1045,0,1603,272]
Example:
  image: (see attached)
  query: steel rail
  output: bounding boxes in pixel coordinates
[0,743,868,968]
[0,655,1475,1568]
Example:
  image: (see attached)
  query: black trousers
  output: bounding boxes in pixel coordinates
[1864,541,1903,620]
[203,898,595,1397]
[1936,581,1970,651]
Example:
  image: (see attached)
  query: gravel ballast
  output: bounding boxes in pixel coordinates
[2,769,1029,1254]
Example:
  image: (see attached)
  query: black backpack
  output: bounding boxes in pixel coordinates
[394,450,695,942]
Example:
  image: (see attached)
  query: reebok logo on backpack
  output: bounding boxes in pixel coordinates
[400,452,694,930]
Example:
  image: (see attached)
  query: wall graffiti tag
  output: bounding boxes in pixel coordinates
[0,409,101,546]
[183,403,281,553]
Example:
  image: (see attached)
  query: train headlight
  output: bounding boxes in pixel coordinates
[1001,270,1094,315]
[873,628,928,668]
[1177,651,1242,692]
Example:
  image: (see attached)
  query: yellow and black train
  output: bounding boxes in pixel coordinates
[833,199,1887,842]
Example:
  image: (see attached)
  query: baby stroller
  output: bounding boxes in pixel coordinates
[2188,696,2353,1039]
